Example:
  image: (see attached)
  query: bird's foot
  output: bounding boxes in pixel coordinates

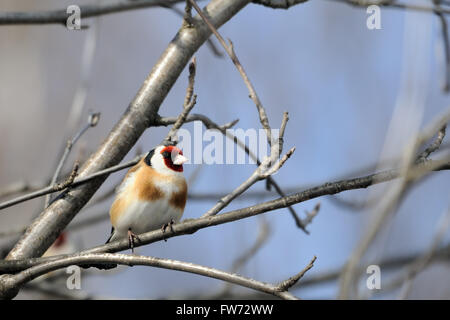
[161,219,175,242]
[128,229,140,253]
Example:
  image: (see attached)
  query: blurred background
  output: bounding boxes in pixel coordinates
[0,0,449,299]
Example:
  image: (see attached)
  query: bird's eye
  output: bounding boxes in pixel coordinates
[162,151,170,158]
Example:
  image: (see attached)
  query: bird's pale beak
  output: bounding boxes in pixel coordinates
[172,153,188,165]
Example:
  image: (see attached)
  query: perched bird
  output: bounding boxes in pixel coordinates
[106,145,188,251]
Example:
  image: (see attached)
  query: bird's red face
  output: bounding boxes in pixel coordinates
[160,146,188,172]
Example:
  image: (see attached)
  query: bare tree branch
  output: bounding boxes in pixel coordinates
[1,158,448,275]
[0,0,185,25]
[45,113,100,208]
[0,182,46,200]
[189,0,273,146]
[0,252,315,300]
[416,125,447,162]
[163,57,197,145]
[276,256,317,291]
[183,0,194,26]
[434,4,450,92]
[0,0,252,300]
[203,113,294,217]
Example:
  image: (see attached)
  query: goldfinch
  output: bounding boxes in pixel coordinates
[106,145,188,251]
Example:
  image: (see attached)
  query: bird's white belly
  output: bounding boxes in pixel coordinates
[114,198,183,239]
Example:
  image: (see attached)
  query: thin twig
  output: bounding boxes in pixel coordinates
[435,7,450,92]
[0,182,45,200]
[259,147,295,178]
[416,125,447,162]
[0,0,185,25]
[276,256,317,291]
[231,219,271,273]
[183,0,194,26]
[189,0,273,146]
[298,203,321,234]
[52,162,80,192]
[64,20,99,134]
[202,114,293,216]
[397,206,450,299]
[163,57,197,145]
[214,217,271,298]
[45,113,100,208]
[156,3,223,57]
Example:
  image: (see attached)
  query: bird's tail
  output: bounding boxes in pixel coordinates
[105,227,115,244]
